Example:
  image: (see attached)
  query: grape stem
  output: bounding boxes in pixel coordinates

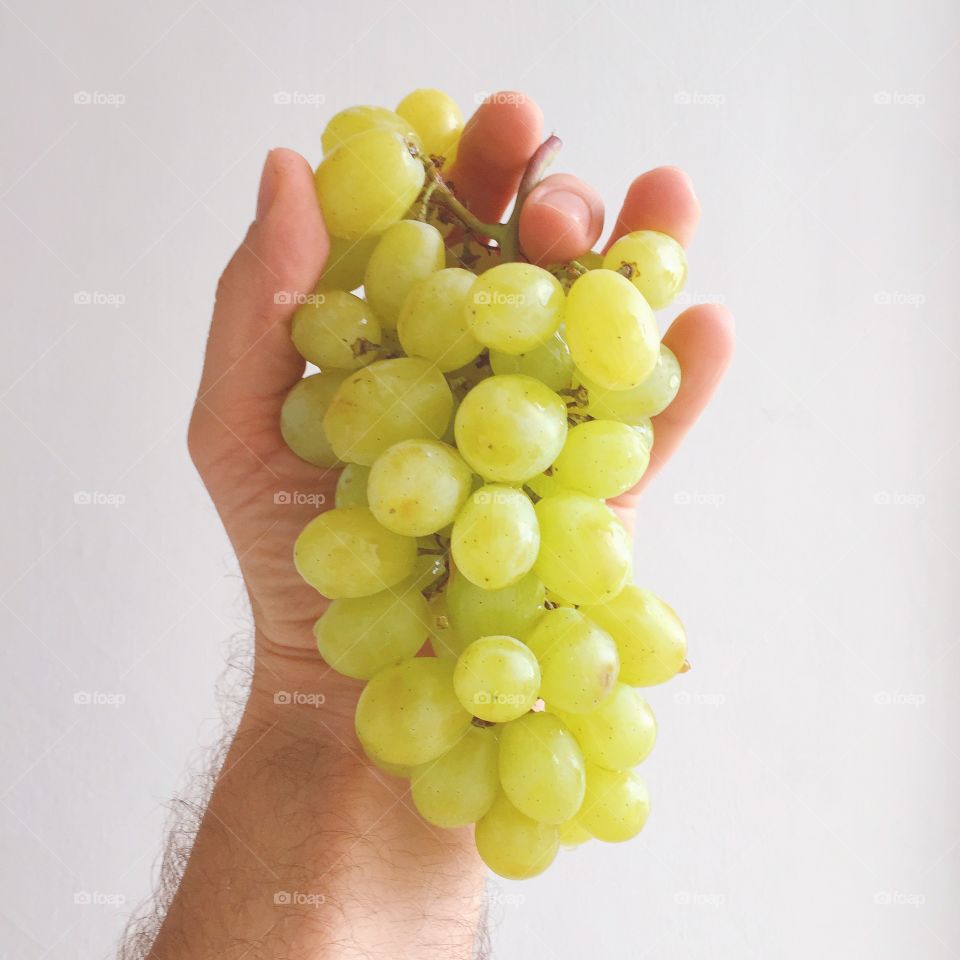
[419,133,563,261]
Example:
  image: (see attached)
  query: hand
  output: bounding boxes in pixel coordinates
[188,93,734,724]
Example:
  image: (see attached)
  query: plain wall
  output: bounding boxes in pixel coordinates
[1,0,958,957]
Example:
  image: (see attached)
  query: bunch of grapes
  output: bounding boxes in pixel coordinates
[281,89,690,879]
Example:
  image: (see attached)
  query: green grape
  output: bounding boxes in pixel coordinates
[550,419,650,499]
[355,657,471,766]
[576,249,603,270]
[498,712,586,824]
[466,263,565,354]
[334,463,370,508]
[290,289,382,370]
[293,506,416,598]
[451,484,539,590]
[407,552,447,594]
[581,586,687,686]
[364,220,446,329]
[634,419,654,453]
[524,607,619,713]
[280,370,348,468]
[411,723,498,827]
[322,233,380,291]
[445,569,545,646]
[489,331,575,392]
[324,358,453,466]
[557,683,656,770]
[321,105,418,155]
[315,128,425,239]
[534,492,632,605]
[366,439,472,537]
[578,345,681,421]
[602,230,687,309]
[428,592,469,660]
[454,636,541,722]
[398,268,483,371]
[525,470,566,500]
[557,817,592,847]
[313,585,430,679]
[474,792,559,880]
[565,269,659,390]
[396,88,463,162]
[454,375,567,483]
[578,764,650,843]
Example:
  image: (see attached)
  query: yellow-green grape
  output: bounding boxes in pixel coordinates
[355,657,471,766]
[398,268,483,371]
[565,269,659,390]
[579,345,681,422]
[334,463,370,507]
[322,234,380,291]
[451,484,539,590]
[411,724,498,827]
[290,289,382,370]
[601,230,687,309]
[365,749,413,779]
[367,439,473,537]
[550,419,650,499]
[499,712,586,824]
[489,331,575,392]
[576,249,604,270]
[557,817,592,847]
[534,492,632,606]
[453,636,541,723]
[525,470,565,500]
[315,128,425,239]
[581,586,687,686]
[557,683,656,770]
[524,607,619,714]
[396,88,463,163]
[280,370,348,468]
[445,569,545,646]
[321,105,418,155]
[634,419,654,453]
[294,506,416,598]
[364,220,446,329]
[466,263,565,354]
[428,592,468,660]
[454,375,567,483]
[313,586,430,680]
[474,792,559,880]
[324,358,453,466]
[578,764,650,843]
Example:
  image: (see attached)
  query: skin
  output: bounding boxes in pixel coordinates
[149,92,734,959]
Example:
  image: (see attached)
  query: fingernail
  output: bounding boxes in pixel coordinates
[256,150,279,221]
[538,189,591,227]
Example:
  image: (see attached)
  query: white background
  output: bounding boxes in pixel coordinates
[1,0,958,957]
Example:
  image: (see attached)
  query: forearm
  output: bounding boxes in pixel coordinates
[149,657,487,960]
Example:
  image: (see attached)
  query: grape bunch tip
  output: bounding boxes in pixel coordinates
[281,87,691,880]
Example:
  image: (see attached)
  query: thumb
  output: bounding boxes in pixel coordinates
[191,148,328,464]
